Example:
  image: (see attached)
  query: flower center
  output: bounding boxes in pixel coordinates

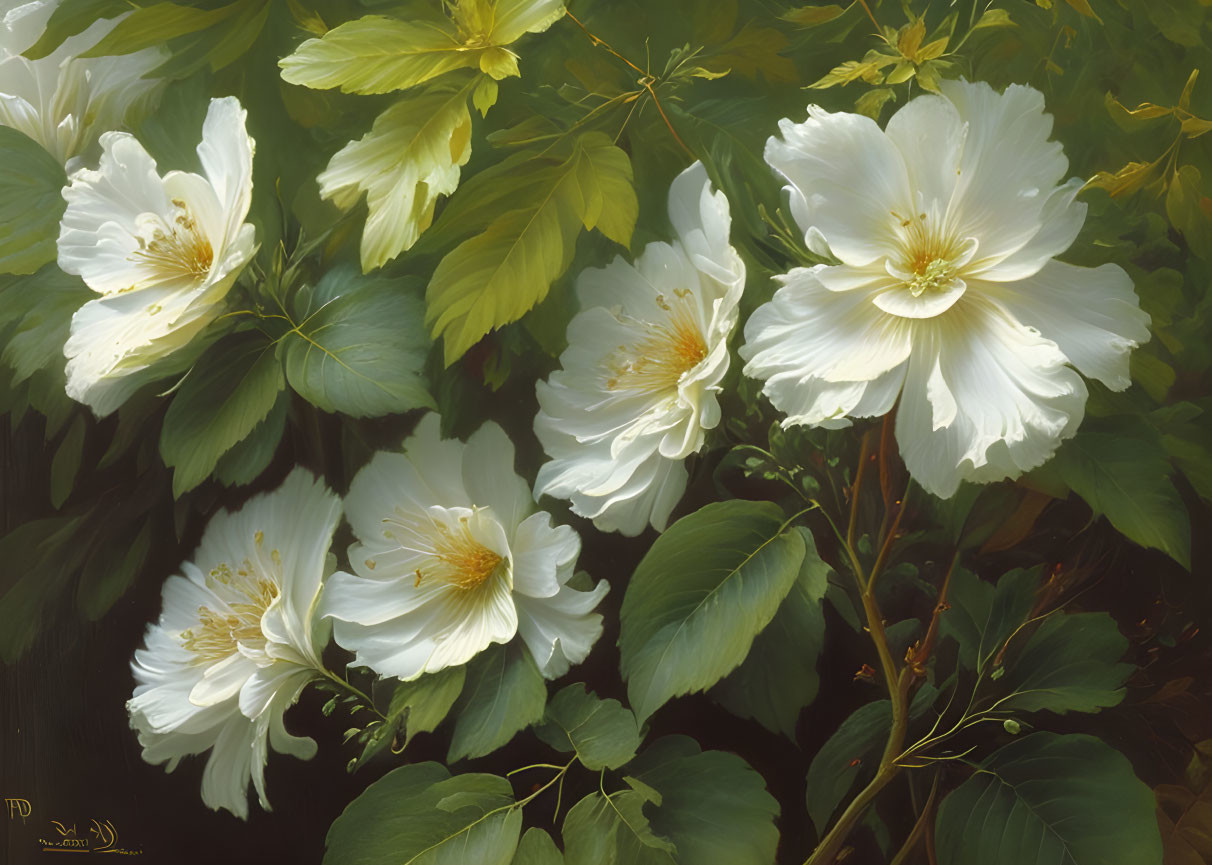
[378,511,504,592]
[130,198,213,282]
[181,532,280,663]
[605,290,708,395]
[907,257,957,297]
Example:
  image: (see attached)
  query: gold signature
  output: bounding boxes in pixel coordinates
[5,797,143,856]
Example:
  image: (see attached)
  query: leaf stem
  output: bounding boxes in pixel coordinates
[888,772,940,865]
[321,669,387,722]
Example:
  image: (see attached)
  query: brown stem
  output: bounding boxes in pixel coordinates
[889,772,940,865]
[564,10,695,157]
[907,550,960,676]
[867,481,911,594]
[848,429,875,549]
[856,0,881,32]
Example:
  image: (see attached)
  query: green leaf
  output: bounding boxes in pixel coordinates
[512,828,564,865]
[535,683,643,771]
[626,736,780,865]
[935,733,1163,865]
[160,331,284,497]
[618,499,806,723]
[76,522,152,621]
[0,517,87,661]
[941,567,1039,674]
[212,390,288,487]
[352,665,466,771]
[390,666,467,748]
[0,128,68,274]
[0,267,91,385]
[805,686,939,833]
[318,81,474,271]
[323,763,521,865]
[996,612,1132,715]
[50,415,86,509]
[448,643,547,761]
[281,265,433,418]
[1052,421,1191,568]
[562,791,676,865]
[426,132,636,365]
[79,0,241,57]
[714,526,830,737]
[279,16,485,95]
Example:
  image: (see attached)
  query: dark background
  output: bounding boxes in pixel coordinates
[3,390,1210,865]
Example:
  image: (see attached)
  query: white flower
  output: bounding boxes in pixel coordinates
[323,413,608,681]
[0,0,163,168]
[740,80,1151,498]
[127,469,342,819]
[57,95,257,417]
[533,161,746,535]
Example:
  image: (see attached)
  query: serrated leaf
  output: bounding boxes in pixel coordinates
[535,683,642,771]
[448,643,547,761]
[280,2,562,95]
[426,132,635,364]
[318,81,473,271]
[997,612,1132,715]
[562,791,676,865]
[160,331,284,497]
[0,128,68,274]
[626,736,780,865]
[935,733,1162,865]
[1052,421,1191,568]
[323,763,521,865]
[279,16,484,94]
[714,527,830,738]
[619,500,806,723]
[281,266,433,417]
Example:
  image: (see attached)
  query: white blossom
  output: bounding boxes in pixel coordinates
[533,161,745,535]
[741,80,1151,498]
[127,469,341,819]
[323,413,608,680]
[0,0,163,168]
[57,96,257,416]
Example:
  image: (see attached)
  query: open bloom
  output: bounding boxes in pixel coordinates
[533,161,745,535]
[741,80,1151,498]
[57,95,257,416]
[0,0,163,168]
[127,469,341,819]
[323,413,608,680]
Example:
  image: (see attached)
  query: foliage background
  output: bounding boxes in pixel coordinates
[2,0,1212,863]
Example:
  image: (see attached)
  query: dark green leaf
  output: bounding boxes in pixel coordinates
[714,526,830,737]
[935,733,1162,865]
[160,331,284,497]
[448,643,547,761]
[324,763,521,865]
[76,522,152,621]
[0,128,68,274]
[281,266,433,418]
[619,500,807,723]
[512,828,564,865]
[50,415,86,509]
[535,683,643,771]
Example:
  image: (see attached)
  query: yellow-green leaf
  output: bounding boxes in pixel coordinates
[1063,0,1102,22]
[79,0,240,57]
[279,16,479,94]
[809,52,896,88]
[973,8,1015,29]
[318,80,474,271]
[426,133,635,365]
[782,5,845,27]
[855,87,896,118]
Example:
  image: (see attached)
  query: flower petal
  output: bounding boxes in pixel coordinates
[765,107,912,265]
[977,260,1150,390]
[515,577,608,678]
[895,298,1087,498]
